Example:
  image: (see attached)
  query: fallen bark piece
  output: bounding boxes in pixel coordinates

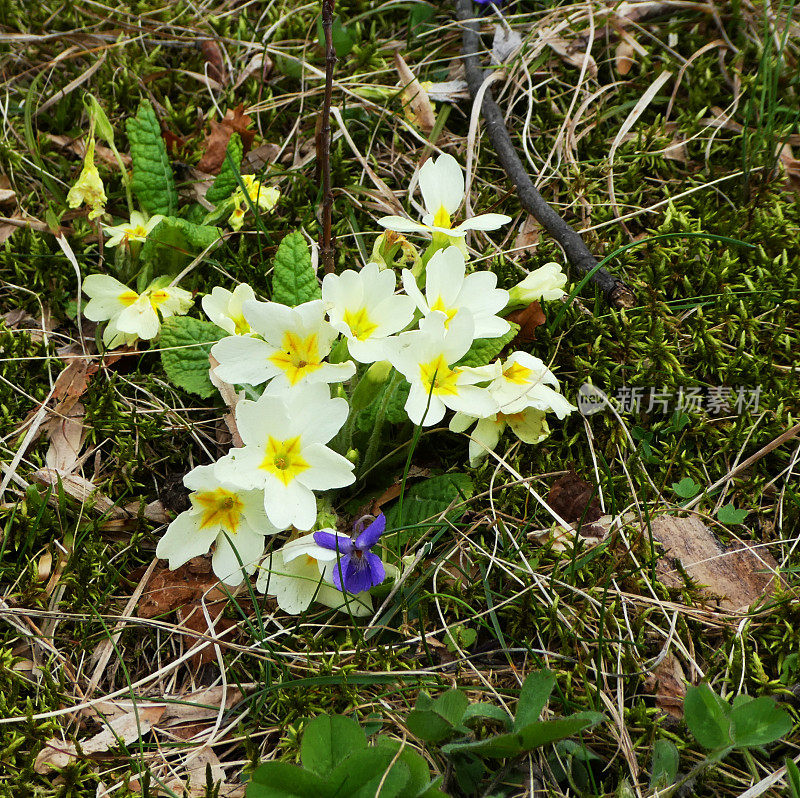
[35,707,165,773]
[653,515,780,611]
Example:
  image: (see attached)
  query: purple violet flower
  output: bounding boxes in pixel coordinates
[313,515,387,594]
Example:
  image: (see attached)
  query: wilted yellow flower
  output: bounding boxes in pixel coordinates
[228,177,280,231]
[66,138,107,220]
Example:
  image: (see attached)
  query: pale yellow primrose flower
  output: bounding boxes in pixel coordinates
[385,311,498,427]
[402,246,510,339]
[228,177,280,231]
[211,298,355,389]
[202,283,257,336]
[102,211,164,248]
[507,263,568,310]
[82,274,193,348]
[66,137,107,220]
[321,261,416,364]
[212,383,355,531]
[377,153,510,247]
[449,351,575,465]
[256,532,372,616]
[156,464,284,586]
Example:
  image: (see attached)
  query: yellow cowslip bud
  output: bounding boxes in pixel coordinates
[66,137,107,220]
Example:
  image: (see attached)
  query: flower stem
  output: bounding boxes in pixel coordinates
[358,369,403,479]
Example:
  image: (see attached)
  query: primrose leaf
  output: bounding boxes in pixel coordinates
[729,695,792,748]
[272,231,320,306]
[300,714,366,779]
[383,474,474,541]
[457,323,519,368]
[327,748,408,798]
[206,133,244,205]
[126,99,177,216]
[139,216,222,275]
[717,503,747,525]
[684,684,732,751]
[159,316,225,398]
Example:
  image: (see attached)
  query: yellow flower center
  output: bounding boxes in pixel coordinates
[269,331,322,385]
[343,307,378,341]
[127,224,149,240]
[419,354,460,396]
[149,289,170,310]
[429,297,458,327]
[260,435,310,485]
[231,313,250,335]
[503,362,533,385]
[433,205,451,229]
[118,290,139,308]
[193,487,245,533]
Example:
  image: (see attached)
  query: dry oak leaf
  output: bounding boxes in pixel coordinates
[35,707,165,773]
[653,515,781,611]
[197,105,255,174]
[137,560,231,619]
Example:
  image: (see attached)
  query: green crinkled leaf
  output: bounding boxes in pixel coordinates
[127,99,177,216]
[356,377,410,432]
[206,134,244,205]
[457,322,519,367]
[139,216,222,275]
[159,316,225,398]
[383,474,474,539]
[272,230,321,306]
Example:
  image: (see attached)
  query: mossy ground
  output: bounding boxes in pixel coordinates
[0,0,798,795]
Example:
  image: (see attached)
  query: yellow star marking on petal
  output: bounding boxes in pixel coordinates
[260,435,310,486]
[429,297,458,327]
[343,307,378,340]
[269,331,323,385]
[128,224,149,240]
[433,205,451,229]
[419,354,460,396]
[503,361,533,385]
[148,289,170,310]
[193,487,245,533]
[118,290,139,307]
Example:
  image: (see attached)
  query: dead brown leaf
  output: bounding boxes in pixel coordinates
[53,357,99,400]
[653,515,781,611]
[44,401,85,473]
[395,51,435,134]
[644,653,689,719]
[507,301,546,343]
[513,215,541,253]
[33,469,123,516]
[35,707,165,773]
[778,143,800,192]
[137,561,230,619]
[234,53,273,90]
[615,41,636,75]
[200,40,227,86]
[178,602,239,667]
[541,29,598,78]
[547,472,603,526]
[197,105,255,174]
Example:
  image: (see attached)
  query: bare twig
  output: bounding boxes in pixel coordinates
[318,0,337,274]
[455,0,636,308]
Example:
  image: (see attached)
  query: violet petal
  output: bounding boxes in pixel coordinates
[330,553,351,591]
[363,552,386,587]
[314,530,353,554]
[342,557,373,594]
[355,514,386,550]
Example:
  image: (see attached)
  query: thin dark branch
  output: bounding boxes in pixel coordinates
[455,0,636,309]
[318,0,337,274]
